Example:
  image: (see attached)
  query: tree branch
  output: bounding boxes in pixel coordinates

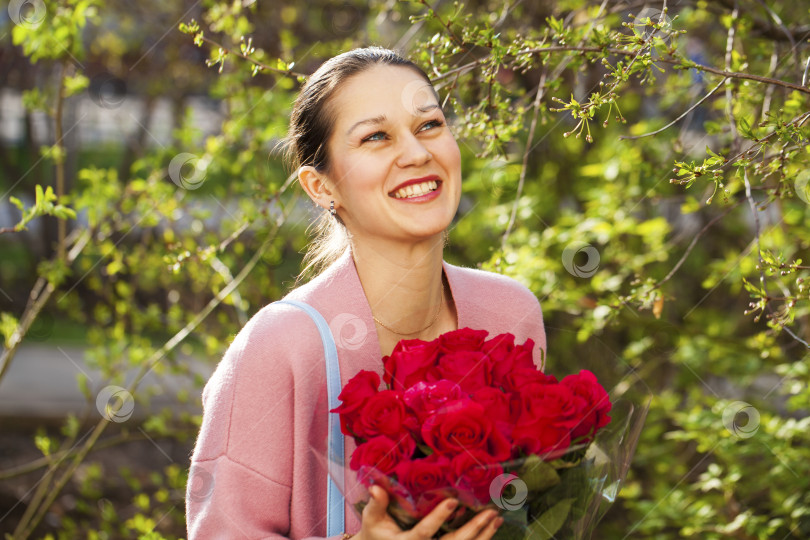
[55,60,68,263]
[713,0,810,43]
[652,201,743,289]
[10,190,298,538]
[753,0,798,74]
[0,228,91,385]
[197,35,308,80]
[419,0,467,50]
[0,429,197,480]
[500,0,611,247]
[725,3,740,147]
[621,77,728,140]
[431,45,810,95]
[502,70,547,250]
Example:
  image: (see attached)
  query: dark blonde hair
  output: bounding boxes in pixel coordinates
[282,46,434,279]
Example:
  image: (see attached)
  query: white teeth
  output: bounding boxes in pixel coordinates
[393,180,438,199]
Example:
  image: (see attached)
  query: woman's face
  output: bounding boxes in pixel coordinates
[322,64,462,245]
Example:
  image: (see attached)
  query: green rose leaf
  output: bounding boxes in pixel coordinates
[516,454,561,492]
[526,498,575,540]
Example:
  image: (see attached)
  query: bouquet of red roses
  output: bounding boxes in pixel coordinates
[331,328,628,539]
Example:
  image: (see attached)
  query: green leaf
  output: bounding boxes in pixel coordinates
[492,508,529,540]
[64,73,90,97]
[526,498,575,540]
[61,414,80,438]
[34,432,54,457]
[516,454,561,492]
[0,312,19,348]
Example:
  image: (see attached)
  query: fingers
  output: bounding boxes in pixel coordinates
[359,486,397,540]
[409,501,502,540]
[364,492,503,540]
[474,511,504,540]
[408,498,460,539]
[441,508,502,540]
[362,485,390,522]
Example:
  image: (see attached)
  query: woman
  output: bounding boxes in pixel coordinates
[186,47,546,540]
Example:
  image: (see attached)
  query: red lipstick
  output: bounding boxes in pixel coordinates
[388,175,442,203]
[388,175,441,196]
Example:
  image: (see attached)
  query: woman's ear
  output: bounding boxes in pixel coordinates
[298,165,336,212]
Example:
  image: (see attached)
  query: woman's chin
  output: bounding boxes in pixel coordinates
[348,209,456,244]
[350,224,448,247]
[397,216,454,241]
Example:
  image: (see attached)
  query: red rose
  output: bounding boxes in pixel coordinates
[438,327,489,353]
[394,454,451,502]
[512,421,571,460]
[330,370,380,437]
[421,400,511,461]
[349,434,416,475]
[562,370,612,441]
[489,337,539,386]
[517,382,587,431]
[471,386,517,438]
[502,367,558,393]
[451,449,504,505]
[354,390,408,439]
[483,333,515,358]
[383,338,440,391]
[403,380,463,423]
[431,350,490,393]
[482,334,514,383]
[511,338,537,368]
[512,382,586,459]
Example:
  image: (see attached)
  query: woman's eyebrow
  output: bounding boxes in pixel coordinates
[346,115,387,136]
[417,103,440,114]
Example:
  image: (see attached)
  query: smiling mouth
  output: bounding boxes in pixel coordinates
[390,180,441,199]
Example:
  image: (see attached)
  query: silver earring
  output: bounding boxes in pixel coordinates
[330,201,336,216]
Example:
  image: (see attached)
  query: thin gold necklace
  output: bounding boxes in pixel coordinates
[372,280,445,336]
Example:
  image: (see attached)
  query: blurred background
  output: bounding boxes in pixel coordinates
[1,0,809,538]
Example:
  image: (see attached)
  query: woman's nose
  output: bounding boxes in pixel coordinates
[395,133,432,168]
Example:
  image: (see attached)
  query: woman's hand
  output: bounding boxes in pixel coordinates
[354,485,503,540]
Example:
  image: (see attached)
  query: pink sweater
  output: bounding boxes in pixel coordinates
[186,250,546,539]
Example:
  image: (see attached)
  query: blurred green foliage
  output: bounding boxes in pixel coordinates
[0,0,808,538]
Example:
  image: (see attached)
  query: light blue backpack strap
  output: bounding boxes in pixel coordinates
[275,299,345,536]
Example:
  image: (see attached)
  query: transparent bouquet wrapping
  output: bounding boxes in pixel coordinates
[327,376,650,540]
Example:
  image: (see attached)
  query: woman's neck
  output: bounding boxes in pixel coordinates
[350,236,457,355]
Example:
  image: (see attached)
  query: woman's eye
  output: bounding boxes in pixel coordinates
[362,131,386,142]
[361,120,443,143]
[419,119,444,132]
